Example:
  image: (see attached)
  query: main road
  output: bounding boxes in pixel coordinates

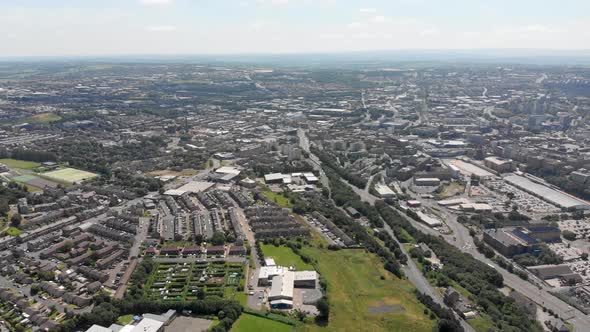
[300,133,474,331]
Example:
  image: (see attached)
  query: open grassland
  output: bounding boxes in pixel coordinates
[469,316,495,332]
[260,244,314,270]
[295,246,435,332]
[261,190,293,208]
[25,113,62,124]
[43,167,98,183]
[0,159,40,170]
[116,314,134,325]
[231,313,293,332]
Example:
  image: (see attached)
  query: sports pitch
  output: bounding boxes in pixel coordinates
[43,168,98,183]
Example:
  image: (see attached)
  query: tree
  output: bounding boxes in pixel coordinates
[562,230,576,241]
[30,284,40,295]
[10,214,22,227]
[316,297,330,322]
[211,231,226,245]
[194,234,204,245]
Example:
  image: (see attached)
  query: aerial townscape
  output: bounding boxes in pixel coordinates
[0,57,589,332]
[2,1,590,332]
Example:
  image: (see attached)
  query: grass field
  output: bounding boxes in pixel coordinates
[117,314,134,325]
[25,113,62,124]
[295,247,435,332]
[6,227,23,237]
[261,191,293,208]
[231,314,293,332]
[260,244,314,270]
[0,159,40,170]
[469,316,495,332]
[12,175,37,182]
[43,168,98,183]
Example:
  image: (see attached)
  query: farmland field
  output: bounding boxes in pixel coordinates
[43,167,98,183]
[231,313,293,332]
[260,244,314,270]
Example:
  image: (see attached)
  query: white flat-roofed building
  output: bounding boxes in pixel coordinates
[504,174,590,210]
[375,184,396,198]
[258,266,285,286]
[86,325,112,332]
[416,211,443,227]
[460,203,492,212]
[269,271,295,304]
[216,166,241,175]
[302,172,318,183]
[264,173,292,184]
[448,164,461,178]
[414,178,441,186]
[164,181,214,196]
[438,198,470,207]
[293,271,318,288]
[264,173,285,183]
[131,317,164,332]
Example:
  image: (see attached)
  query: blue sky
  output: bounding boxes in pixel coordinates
[1,0,589,56]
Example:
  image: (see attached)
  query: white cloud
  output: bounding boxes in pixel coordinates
[146,25,177,32]
[256,0,290,5]
[140,0,173,6]
[524,24,554,33]
[359,8,377,14]
[420,28,439,37]
[371,15,388,23]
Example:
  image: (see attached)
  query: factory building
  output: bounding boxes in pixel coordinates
[484,156,515,173]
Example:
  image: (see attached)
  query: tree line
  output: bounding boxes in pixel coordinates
[375,201,543,332]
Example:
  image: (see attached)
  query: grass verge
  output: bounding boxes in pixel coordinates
[231,313,293,332]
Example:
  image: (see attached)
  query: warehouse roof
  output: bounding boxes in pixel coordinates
[164,181,214,196]
[504,174,590,210]
[131,318,164,332]
[269,271,294,300]
[375,184,395,197]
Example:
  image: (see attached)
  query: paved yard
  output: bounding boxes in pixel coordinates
[165,316,213,332]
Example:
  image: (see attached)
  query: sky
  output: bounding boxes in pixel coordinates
[1,0,590,56]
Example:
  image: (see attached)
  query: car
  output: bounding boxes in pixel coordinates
[258,295,263,299]
[248,291,255,295]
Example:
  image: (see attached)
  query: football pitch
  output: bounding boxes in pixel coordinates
[43,167,98,183]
